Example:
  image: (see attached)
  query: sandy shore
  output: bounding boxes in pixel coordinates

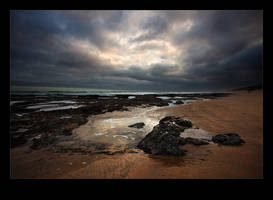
[10,90,263,179]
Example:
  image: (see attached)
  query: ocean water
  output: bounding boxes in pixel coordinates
[11,86,224,96]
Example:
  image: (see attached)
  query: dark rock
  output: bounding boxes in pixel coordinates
[184,137,209,145]
[159,116,192,128]
[175,120,192,128]
[128,122,145,129]
[11,134,27,148]
[159,116,179,124]
[176,100,184,105]
[178,137,186,145]
[63,129,72,136]
[137,116,191,156]
[212,133,245,145]
[30,133,56,149]
[30,138,42,149]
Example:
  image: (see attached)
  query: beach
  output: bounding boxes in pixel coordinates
[10,89,263,179]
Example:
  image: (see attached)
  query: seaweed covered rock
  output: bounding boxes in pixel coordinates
[137,116,193,156]
[128,122,145,128]
[212,133,245,145]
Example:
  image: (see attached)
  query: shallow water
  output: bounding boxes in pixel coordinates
[10,101,25,106]
[26,104,59,109]
[38,105,84,112]
[16,128,29,133]
[47,100,76,104]
[180,128,212,141]
[56,107,160,150]
[168,100,177,106]
[55,99,212,152]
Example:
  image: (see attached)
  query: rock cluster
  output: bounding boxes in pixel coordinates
[137,116,208,156]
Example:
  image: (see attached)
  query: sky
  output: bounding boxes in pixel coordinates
[10,10,263,92]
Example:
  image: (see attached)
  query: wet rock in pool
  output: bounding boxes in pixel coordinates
[212,133,245,145]
[137,116,191,156]
[128,122,145,128]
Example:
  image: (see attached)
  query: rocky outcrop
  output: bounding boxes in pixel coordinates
[30,132,56,149]
[212,133,245,145]
[137,116,193,156]
[128,122,145,128]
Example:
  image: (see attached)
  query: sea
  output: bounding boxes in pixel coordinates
[10,86,224,96]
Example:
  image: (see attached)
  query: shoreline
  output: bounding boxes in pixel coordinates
[10,90,263,179]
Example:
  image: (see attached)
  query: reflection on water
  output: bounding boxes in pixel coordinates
[56,105,212,154]
[73,115,159,149]
[57,107,161,151]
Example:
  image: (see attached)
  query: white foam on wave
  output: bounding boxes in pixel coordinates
[128,96,136,99]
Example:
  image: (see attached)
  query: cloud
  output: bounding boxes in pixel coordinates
[10,10,263,91]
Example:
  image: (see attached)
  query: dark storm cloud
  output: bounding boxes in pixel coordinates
[130,15,168,42]
[174,10,263,66]
[10,10,263,91]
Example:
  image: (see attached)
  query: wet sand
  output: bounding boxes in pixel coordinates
[10,90,263,179]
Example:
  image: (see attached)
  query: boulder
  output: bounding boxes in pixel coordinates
[212,133,245,145]
[137,116,192,156]
[128,122,145,129]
